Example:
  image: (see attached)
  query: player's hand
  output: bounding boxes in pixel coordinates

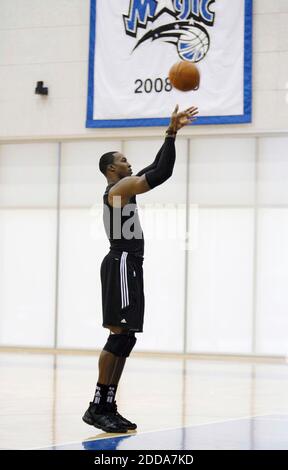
[168,105,199,134]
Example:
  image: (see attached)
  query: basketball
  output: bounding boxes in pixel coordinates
[168,61,200,92]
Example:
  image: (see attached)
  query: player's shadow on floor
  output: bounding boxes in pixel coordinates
[82,431,137,450]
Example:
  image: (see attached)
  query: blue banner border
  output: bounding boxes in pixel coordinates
[86,0,253,128]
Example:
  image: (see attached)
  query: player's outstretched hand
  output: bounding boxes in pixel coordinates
[168,104,199,133]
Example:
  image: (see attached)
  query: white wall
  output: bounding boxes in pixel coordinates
[187,137,255,354]
[1,135,288,355]
[0,0,288,140]
[0,143,58,347]
[0,1,288,355]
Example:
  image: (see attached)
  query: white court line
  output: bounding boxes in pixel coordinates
[27,411,279,450]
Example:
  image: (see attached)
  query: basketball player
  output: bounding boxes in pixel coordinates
[82,104,199,433]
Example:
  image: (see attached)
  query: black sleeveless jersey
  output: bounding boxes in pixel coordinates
[103,183,144,257]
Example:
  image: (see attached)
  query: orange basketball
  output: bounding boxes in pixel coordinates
[169,61,200,92]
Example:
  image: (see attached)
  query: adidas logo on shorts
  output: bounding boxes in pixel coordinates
[121,319,127,323]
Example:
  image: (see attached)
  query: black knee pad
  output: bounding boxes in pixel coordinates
[103,333,137,358]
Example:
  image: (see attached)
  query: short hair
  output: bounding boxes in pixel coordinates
[99,151,117,176]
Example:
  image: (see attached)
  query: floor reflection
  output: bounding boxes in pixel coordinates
[82,433,136,450]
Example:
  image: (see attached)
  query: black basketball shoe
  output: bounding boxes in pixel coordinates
[106,401,137,430]
[82,402,128,434]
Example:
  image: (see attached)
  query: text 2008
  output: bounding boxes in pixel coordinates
[134,78,172,94]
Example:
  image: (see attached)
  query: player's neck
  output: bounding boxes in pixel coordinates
[107,176,120,185]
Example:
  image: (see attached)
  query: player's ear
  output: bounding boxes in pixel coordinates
[107,163,116,173]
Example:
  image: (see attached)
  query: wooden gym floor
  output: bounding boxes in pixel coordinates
[1,351,288,450]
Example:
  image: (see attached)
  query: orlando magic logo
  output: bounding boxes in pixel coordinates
[123,0,215,62]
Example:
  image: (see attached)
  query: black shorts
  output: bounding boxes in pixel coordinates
[100,250,145,333]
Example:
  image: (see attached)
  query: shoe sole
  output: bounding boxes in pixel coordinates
[82,415,128,434]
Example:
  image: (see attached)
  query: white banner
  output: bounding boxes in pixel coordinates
[86,0,252,128]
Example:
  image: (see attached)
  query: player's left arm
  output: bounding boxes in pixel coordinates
[136,105,198,177]
[135,144,164,177]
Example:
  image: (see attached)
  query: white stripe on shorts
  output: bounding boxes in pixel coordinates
[120,251,129,309]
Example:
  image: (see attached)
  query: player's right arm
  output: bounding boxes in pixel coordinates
[109,105,198,205]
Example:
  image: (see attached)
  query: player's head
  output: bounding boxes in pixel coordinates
[99,151,132,179]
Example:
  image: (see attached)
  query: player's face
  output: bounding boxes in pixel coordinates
[114,153,132,177]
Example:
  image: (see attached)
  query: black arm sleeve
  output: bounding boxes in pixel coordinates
[136,143,164,177]
[144,137,176,189]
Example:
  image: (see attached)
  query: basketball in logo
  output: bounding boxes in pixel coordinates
[177,25,209,62]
